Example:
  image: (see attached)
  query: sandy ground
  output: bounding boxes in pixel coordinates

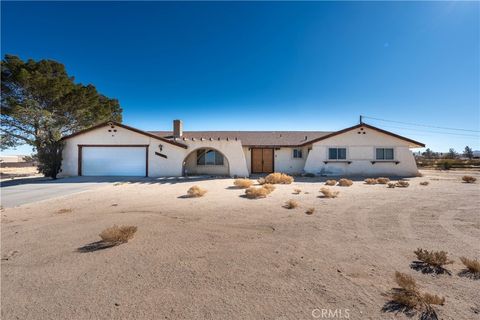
[0,166,41,180]
[1,170,479,320]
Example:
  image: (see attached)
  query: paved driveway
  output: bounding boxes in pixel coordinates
[0,176,140,208]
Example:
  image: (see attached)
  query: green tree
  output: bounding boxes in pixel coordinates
[422,148,435,159]
[1,54,122,178]
[463,146,474,159]
[446,148,458,159]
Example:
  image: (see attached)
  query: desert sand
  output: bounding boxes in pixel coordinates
[1,170,479,320]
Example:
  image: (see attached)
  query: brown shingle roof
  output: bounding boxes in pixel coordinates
[147,131,333,147]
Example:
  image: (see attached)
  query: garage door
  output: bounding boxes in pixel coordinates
[81,146,147,176]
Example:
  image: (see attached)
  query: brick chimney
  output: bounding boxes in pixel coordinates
[173,119,183,137]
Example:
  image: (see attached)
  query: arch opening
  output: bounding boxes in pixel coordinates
[182,147,230,176]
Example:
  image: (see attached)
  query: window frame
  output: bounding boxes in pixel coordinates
[328,147,347,160]
[375,147,395,161]
[292,148,303,159]
[196,148,225,166]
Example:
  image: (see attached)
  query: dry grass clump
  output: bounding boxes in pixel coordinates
[337,178,353,187]
[283,199,299,209]
[187,185,207,197]
[384,271,445,318]
[412,248,453,274]
[56,208,72,214]
[396,180,410,188]
[462,175,477,183]
[245,184,275,199]
[376,177,390,184]
[387,182,396,188]
[364,178,377,185]
[257,177,266,185]
[460,257,480,274]
[233,178,253,189]
[99,225,137,244]
[319,187,340,198]
[292,188,302,194]
[325,179,337,186]
[419,181,429,186]
[305,208,315,215]
[264,172,294,184]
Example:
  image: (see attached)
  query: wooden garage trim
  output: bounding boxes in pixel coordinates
[62,121,188,149]
[78,144,149,177]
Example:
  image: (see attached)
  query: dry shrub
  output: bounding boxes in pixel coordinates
[419,181,429,186]
[364,178,377,185]
[325,179,337,186]
[396,180,410,188]
[99,225,137,244]
[462,175,477,183]
[264,172,294,184]
[460,257,480,274]
[386,271,445,318]
[292,188,302,194]
[320,187,339,198]
[57,208,72,214]
[412,248,453,274]
[233,178,253,189]
[376,177,390,184]
[245,185,274,199]
[187,185,207,197]
[283,199,299,209]
[387,182,396,188]
[305,208,315,215]
[262,184,276,194]
[337,178,353,187]
[257,177,266,185]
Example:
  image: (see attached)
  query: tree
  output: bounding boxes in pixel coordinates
[446,148,458,159]
[1,54,122,178]
[422,148,435,159]
[463,146,474,159]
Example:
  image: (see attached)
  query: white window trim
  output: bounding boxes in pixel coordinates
[327,146,348,161]
[374,147,396,161]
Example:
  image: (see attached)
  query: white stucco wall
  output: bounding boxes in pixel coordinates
[60,124,249,177]
[273,147,308,174]
[303,126,420,177]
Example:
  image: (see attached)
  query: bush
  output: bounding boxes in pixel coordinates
[283,199,299,209]
[337,178,353,187]
[387,182,396,188]
[264,172,294,184]
[292,188,302,194]
[320,187,339,198]
[305,208,315,215]
[419,181,429,186]
[257,177,266,185]
[387,271,445,318]
[462,175,477,183]
[460,257,480,274]
[233,178,253,189]
[364,178,377,185]
[376,177,390,184]
[187,185,207,197]
[396,180,410,188]
[440,160,452,170]
[245,184,275,199]
[99,225,137,244]
[325,179,337,186]
[412,248,453,274]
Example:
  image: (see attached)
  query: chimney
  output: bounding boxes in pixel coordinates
[173,119,183,137]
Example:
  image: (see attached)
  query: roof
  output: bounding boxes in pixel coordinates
[61,122,188,149]
[148,130,333,147]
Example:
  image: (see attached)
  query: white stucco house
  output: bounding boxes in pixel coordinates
[59,120,425,178]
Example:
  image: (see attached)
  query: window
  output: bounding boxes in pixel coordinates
[293,149,303,159]
[197,149,224,165]
[376,148,394,160]
[328,148,347,160]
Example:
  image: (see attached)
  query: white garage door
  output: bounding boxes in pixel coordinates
[81,146,147,176]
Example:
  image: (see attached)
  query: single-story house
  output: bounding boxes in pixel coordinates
[59,120,425,177]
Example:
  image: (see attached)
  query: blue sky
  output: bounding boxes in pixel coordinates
[1,1,479,155]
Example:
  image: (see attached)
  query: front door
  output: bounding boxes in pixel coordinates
[251,148,274,173]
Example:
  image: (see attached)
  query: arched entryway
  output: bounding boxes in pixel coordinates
[182,147,230,176]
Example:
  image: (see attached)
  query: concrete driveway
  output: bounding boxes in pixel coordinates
[0,176,142,208]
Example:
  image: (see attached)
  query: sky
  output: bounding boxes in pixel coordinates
[1,1,479,155]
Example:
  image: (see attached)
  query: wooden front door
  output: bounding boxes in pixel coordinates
[251,148,274,173]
